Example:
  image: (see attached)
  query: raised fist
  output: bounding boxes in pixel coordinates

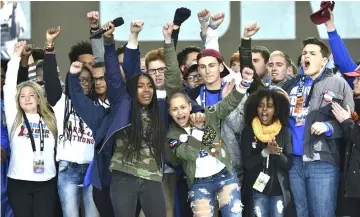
[243,23,260,38]
[241,67,254,81]
[162,23,174,42]
[46,26,61,44]
[22,44,34,57]
[173,7,191,26]
[13,41,26,57]
[210,13,225,27]
[190,112,206,129]
[69,61,83,74]
[198,9,211,24]
[130,20,144,34]
[87,11,100,29]
[103,22,115,37]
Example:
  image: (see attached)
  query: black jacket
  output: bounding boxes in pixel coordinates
[240,125,297,217]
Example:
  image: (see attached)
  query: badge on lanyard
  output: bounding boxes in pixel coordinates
[33,154,45,174]
[253,156,270,192]
[295,108,308,127]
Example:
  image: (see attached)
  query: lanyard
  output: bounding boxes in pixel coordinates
[23,112,44,155]
[296,76,306,97]
[199,82,224,107]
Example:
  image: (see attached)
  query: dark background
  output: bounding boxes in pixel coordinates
[29,1,360,80]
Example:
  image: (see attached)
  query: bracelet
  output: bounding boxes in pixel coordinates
[45,41,54,49]
[240,80,252,88]
[208,24,218,30]
[199,17,209,23]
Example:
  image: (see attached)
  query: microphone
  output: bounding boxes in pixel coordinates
[89,17,124,39]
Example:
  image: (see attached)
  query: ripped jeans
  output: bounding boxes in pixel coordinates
[188,169,242,217]
[253,191,284,217]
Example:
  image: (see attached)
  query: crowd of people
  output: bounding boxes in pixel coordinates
[1,2,360,217]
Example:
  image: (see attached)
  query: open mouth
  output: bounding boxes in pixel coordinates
[304,60,310,70]
[260,112,269,122]
[142,93,151,101]
[176,116,187,125]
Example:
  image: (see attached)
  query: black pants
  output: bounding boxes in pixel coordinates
[93,185,115,217]
[177,176,193,217]
[8,177,57,217]
[110,171,166,217]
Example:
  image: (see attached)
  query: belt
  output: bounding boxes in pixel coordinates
[194,168,227,182]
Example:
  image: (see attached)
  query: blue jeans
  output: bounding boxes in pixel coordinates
[188,169,242,217]
[289,156,339,217]
[253,191,284,217]
[58,161,99,217]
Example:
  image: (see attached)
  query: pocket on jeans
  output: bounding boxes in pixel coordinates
[58,161,69,173]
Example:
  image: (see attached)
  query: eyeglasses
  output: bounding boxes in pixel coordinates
[148,67,166,75]
[80,78,92,85]
[93,76,105,83]
[187,74,203,82]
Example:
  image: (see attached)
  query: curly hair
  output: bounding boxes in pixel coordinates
[68,41,93,63]
[244,88,290,126]
[144,48,165,71]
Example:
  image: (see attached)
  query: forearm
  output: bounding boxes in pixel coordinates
[17,63,29,84]
[123,32,141,80]
[43,50,62,106]
[164,42,184,97]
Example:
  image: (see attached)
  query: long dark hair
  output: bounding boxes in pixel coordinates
[244,88,290,126]
[59,66,96,144]
[125,73,165,167]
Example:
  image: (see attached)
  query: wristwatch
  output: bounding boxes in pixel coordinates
[179,134,189,143]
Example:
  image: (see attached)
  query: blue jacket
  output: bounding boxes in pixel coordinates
[1,100,14,217]
[71,40,202,189]
[328,30,358,89]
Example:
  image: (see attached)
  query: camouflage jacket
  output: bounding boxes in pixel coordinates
[110,108,162,182]
[166,88,246,186]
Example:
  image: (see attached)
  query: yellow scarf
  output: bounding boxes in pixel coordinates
[251,117,282,143]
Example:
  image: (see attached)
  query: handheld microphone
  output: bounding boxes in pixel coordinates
[89,17,124,39]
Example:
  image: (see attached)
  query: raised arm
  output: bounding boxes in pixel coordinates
[325,9,357,88]
[87,11,105,64]
[68,61,106,132]
[17,44,34,84]
[210,68,254,120]
[43,26,63,106]
[203,12,224,51]
[172,7,191,50]
[4,41,26,133]
[102,21,127,105]
[163,23,184,98]
[123,20,143,80]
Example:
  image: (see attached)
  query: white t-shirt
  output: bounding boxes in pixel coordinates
[4,56,56,181]
[0,2,26,60]
[52,94,95,164]
[183,127,226,178]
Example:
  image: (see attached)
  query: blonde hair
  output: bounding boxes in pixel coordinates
[11,81,57,139]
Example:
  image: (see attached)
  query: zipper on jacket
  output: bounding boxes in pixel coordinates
[98,124,131,153]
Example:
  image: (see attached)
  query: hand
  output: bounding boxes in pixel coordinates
[69,61,83,74]
[162,23,174,43]
[1,147,7,164]
[210,13,225,27]
[311,122,328,135]
[241,67,254,81]
[103,22,115,38]
[243,23,260,38]
[190,112,206,129]
[22,44,34,57]
[12,1,17,9]
[324,8,335,32]
[13,41,26,57]
[265,141,282,155]
[332,102,351,123]
[46,26,61,44]
[87,11,100,29]
[198,9,211,24]
[173,7,191,26]
[221,79,236,99]
[130,20,144,34]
